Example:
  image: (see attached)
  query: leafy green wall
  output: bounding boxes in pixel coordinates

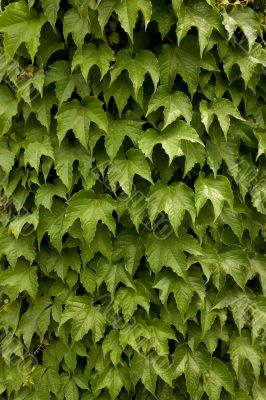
[0,0,266,399]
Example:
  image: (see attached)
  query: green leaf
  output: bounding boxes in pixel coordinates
[151,0,175,38]
[145,233,187,278]
[65,378,79,400]
[111,49,159,96]
[29,87,56,131]
[108,149,152,195]
[148,182,196,235]
[112,230,145,275]
[41,0,60,27]
[56,98,108,148]
[195,173,234,220]
[139,121,203,164]
[222,7,261,49]
[72,43,115,80]
[203,358,234,400]
[95,365,131,399]
[54,139,92,190]
[45,61,89,106]
[81,223,113,264]
[103,74,138,116]
[130,352,173,395]
[172,345,201,397]
[18,296,52,347]
[154,271,193,318]
[146,86,192,129]
[63,6,90,48]
[176,0,222,56]
[0,84,17,137]
[60,296,106,342]
[102,330,123,366]
[159,35,217,95]
[223,43,266,88]
[0,260,38,300]
[8,209,39,239]
[114,281,151,321]
[97,0,152,41]
[105,118,143,161]
[0,1,46,61]
[63,190,116,244]
[22,123,54,171]
[0,141,16,175]
[37,199,65,252]
[229,336,261,380]
[35,180,66,210]
[200,98,244,138]
[0,228,36,268]
[181,141,206,177]
[96,258,135,297]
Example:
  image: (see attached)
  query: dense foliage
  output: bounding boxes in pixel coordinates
[0,0,266,398]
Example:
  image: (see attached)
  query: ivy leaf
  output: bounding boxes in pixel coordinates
[45,61,89,106]
[0,228,36,268]
[176,0,223,57]
[22,125,54,173]
[102,330,123,366]
[229,336,261,380]
[60,296,106,342]
[200,98,245,138]
[54,139,92,191]
[148,182,196,236]
[222,7,261,49]
[181,141,206,177]
[17,296,53,347]
[56,98,108,148]
[80,223,113,264]
[146,86,192,129]
[0,84,17,137]
[154,271,193,318]
[130,352,173,396]
[63,5,90,48]
[139,121,204,164]
[0,1,46,61]
[64,378,79,400]
[96,258,135,297]
[103,74,138,117]
[114,281,151,321]
[0,260,38,300]
[145,233,188,279]
[95,365,131,399]
[28,88,56,131]
[37,199,66,252]
[112,230,145,275]
[105,118,143,161]
[63,190,116,244]
[97,0,152,41]
[111,49,159,96]
[108,149,152,195]
[115,0,152,41]
[0,141,16,175]
[35,180,66,210]
[172,345,201,397]
[72,43,115,81]
[151,0,175,38]
[194,173,234,220]
[203,358,234,400]
[223,43,266,88]
[8,210,39,239]
[41,0,60,28]
[159,36,217,95]
[198,244,250,289]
